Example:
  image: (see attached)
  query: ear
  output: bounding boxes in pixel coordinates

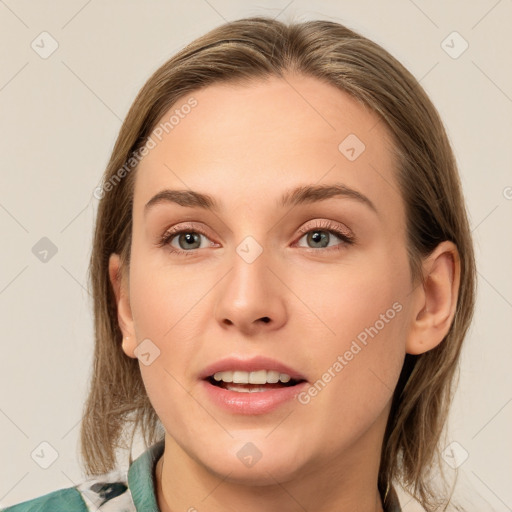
[108,253,137,359]
[406,241,461,355]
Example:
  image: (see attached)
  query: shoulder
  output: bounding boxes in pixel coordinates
[1,487,87,512]
[2,470,135,512]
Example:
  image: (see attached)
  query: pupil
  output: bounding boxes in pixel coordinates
[180,232,200,249]
[308,230,328,248]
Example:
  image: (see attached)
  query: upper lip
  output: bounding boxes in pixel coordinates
[199,356,307,381]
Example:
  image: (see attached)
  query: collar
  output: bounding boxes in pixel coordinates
[128,438,165,511]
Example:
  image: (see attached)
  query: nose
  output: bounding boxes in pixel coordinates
[214,246,287,336]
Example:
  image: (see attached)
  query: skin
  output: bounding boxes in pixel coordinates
[109,74,460,512]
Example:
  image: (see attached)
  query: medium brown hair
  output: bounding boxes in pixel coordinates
[80,16,476,510]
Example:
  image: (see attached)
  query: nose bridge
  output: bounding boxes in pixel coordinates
[227,235,272,308]
[214,233,287,331]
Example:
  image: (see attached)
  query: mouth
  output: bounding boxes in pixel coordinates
[205,369,306,393]
[199,356,309,414]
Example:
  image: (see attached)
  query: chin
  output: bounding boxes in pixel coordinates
[195,439,310,486]
[215,460,305,487]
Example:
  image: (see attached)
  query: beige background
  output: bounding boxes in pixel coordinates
[0,0,511,510]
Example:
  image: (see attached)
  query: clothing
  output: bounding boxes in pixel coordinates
[1,440,163,512]
[2,440,402,511]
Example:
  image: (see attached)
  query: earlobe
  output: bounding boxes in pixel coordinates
[108,253,137,359]
[122,336,137,359]
[405,241,461,355]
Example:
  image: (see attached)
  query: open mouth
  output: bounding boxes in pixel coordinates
[206,370,306,393]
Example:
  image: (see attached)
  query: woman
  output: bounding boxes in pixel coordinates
[3,15,475,512]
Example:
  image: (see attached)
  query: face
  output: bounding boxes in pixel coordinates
[115,74,418,485]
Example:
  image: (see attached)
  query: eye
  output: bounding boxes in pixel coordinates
[295,220,355,252]
[157,223,216,255]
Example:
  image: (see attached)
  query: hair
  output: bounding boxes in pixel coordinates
[80,16,476,511]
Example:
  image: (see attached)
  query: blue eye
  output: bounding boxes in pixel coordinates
[297,229,353,250]
[170,232,204,250]
[295,220,355,252]
[159,227,214,255]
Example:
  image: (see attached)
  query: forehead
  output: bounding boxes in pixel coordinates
[133,74,403,224]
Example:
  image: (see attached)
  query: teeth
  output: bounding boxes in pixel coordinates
[266,370,280,383]
[212,370,292,384]
[224,384,269,393]
[213,371,232,382]
[233,370,249,384]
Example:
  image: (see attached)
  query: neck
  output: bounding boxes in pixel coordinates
[154,426,387,512]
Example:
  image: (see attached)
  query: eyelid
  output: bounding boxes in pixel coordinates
[296,219,354,239]
[158,222,213,245]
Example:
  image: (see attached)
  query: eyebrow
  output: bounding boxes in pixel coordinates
[144,183,378,216]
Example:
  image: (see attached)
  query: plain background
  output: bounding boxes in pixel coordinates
[0,1,511,510]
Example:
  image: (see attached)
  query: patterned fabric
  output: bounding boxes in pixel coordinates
[73,439,166,511]
[75,470,135,512]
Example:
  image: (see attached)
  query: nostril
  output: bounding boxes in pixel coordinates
[260,317,271,323]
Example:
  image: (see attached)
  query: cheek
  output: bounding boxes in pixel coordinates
[291,252,409,425]
[128,249,206,341]
[128,259,202,433]
[127,256,205,408]
[291,252,409,355]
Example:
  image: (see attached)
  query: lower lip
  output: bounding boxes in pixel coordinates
[200,379,309,415]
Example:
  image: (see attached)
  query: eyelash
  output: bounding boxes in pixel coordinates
[157,220,355,256]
